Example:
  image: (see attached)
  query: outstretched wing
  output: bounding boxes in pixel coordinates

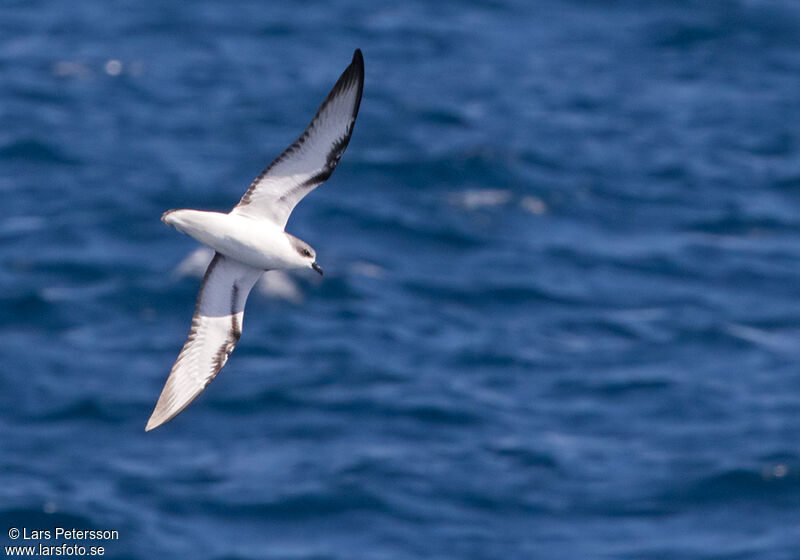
[231,48,364,228]
[146,253,262,431]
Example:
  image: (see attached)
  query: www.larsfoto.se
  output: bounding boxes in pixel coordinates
[5,543,106,556]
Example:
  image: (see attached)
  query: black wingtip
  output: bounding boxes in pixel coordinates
[347,48,364,83]
[328,48,363,120]
[327,48,364,99]
[352,48,364,98]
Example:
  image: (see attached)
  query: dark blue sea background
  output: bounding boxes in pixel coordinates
[2,1,800,558]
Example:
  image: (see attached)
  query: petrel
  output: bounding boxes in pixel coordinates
[146,49,364,431]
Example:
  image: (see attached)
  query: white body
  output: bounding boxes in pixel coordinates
[163,210,300,271]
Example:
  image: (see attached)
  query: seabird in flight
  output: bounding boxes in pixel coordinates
[146,49,364,431]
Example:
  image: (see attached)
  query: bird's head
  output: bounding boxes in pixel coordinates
[289,236,322,275]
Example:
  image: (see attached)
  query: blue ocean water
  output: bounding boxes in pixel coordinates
[2,0,800,558]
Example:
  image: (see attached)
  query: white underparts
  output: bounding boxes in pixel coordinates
[163,209,305,271]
